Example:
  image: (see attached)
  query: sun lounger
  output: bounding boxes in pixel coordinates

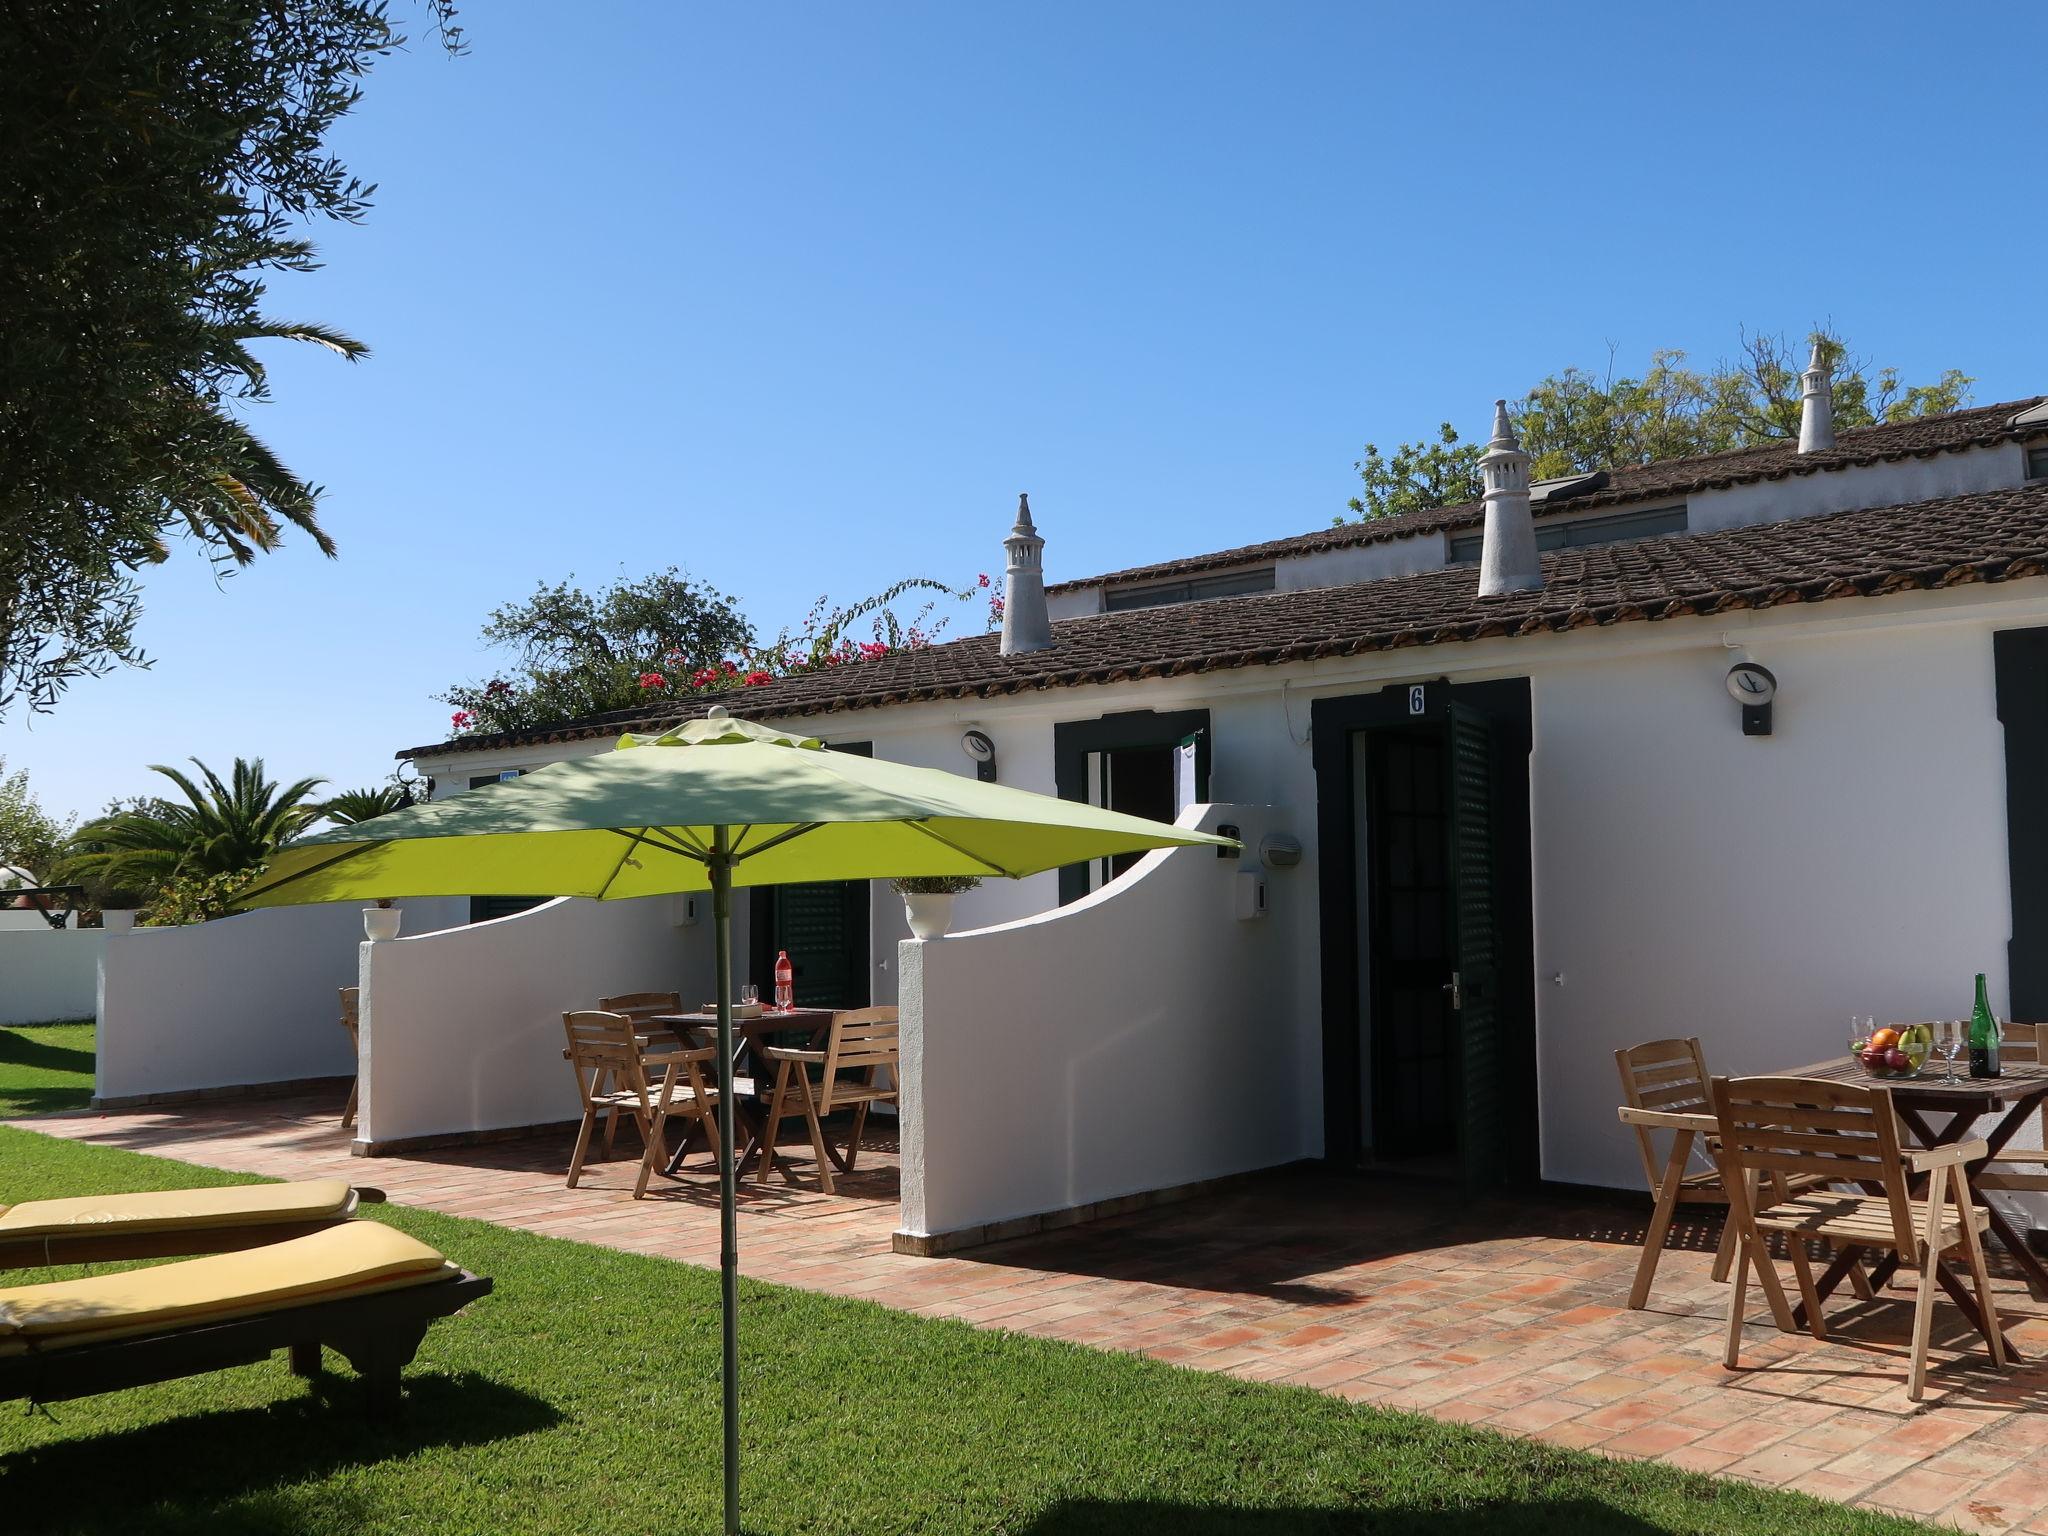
[0,1221,491,1419]
[0,1179,381,1268]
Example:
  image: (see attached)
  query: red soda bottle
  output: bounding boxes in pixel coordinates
[774,950,793,1011]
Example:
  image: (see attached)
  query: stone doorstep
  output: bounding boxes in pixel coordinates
[92,1075,353,1111]
[890,1159,1320,1257]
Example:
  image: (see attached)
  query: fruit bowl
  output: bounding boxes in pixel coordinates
[1851,1024,1933,1080]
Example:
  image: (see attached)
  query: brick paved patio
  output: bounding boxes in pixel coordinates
[20,1093,2048,1531]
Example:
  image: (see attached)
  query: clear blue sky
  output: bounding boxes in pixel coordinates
[7,1,2046,822]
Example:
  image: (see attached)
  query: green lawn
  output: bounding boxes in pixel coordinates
[0,1021,94,1117]
[0,1128,1926,1536]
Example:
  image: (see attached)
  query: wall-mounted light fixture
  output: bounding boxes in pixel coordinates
[1259,833,1303,869]
[961,729,997,782]
[1726,661,1777,736]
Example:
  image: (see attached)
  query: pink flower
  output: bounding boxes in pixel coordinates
[450,709,475,730]
[638,672,666,690]
[977,572,991,588]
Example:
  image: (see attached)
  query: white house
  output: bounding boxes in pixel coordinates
[381,373,2048,1247]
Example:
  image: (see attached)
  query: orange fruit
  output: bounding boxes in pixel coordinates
[1870,1027,1901,1051]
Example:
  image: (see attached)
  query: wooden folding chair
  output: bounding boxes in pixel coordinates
[1712,1074,2006,1400]
[757,1007,897,1194]
[598,991,683,1028]
[1614,1037,1760,1308]
[561,1010,722,1198]
[1969,1022,2048,1192]
[338,987,361,1131]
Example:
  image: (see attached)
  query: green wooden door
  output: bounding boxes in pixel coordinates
[764,880,868,1008]
[1444,701,1505,1193]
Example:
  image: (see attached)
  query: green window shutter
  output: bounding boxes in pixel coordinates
[1446,702,1506,1194]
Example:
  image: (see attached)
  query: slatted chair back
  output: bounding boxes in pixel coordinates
[2000,1020,2042,1066]
[598,992,683,1026]
[819,1007,899,1115]
[564,1010,654,1108]
[1709,1075,1915,1253]
[1614,1037,1713,1191]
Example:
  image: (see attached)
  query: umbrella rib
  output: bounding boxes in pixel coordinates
[905,820,1011,877]
[728,822,824,865]
[234,841,381,903]
[594,829,659,900]
[605,827,707,865]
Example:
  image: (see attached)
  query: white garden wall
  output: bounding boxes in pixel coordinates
[0,929,104,1024]
[897,803,1315,1240]
[357,895,710,1149]
[94,898,466,1103]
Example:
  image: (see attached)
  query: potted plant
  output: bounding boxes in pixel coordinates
[363,897,402,941]
[890,875,980,940]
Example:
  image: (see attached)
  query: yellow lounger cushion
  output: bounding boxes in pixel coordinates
[0,1179,355,1239]
[0,1222,451,1352]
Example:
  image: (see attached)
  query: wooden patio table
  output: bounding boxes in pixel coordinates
[1774,1054,2048,1355]
[647,1010,838,1179]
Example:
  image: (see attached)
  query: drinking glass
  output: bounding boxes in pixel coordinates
[1941,1021,1965,1083]
[740,983,759,1008]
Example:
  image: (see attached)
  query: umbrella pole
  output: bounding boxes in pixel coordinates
[711,833,741,1536]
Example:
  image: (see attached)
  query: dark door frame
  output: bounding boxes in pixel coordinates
[1996,628,2048,1018]
[1053,708,1211,905]
[1311,678,1536,1181]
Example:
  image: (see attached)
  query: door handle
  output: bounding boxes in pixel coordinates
[1442,972,1462,1010]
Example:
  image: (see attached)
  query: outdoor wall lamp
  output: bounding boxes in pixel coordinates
[1725,660,1777,736]
[961,729,997,782]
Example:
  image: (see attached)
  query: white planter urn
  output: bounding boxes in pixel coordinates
[902,892,955,941]
[363,906,403,942]
[101,910,137,933]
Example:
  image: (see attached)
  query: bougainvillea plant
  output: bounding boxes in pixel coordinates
[438,571,1002,738]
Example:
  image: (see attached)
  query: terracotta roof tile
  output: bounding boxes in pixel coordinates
[1049,397,2048,594]
[400,479,2048,759]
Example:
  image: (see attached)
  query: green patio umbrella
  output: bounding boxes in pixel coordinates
[237,705,1233,1534]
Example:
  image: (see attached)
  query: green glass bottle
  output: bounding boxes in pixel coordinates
[1969,973,2001,1079]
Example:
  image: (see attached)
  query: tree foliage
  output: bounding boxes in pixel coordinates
[439,569,987,738]
[0,1,460,718]
[56,757,327,909]
[1346,330,1974,521]
[316,783,419,827]
[0,759,76,883]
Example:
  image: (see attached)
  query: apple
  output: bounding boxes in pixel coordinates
[1862,1050,1888,1069]
[1886,1048,1912,1071]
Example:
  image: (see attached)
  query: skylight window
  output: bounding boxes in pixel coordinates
[1103,566,1277,612]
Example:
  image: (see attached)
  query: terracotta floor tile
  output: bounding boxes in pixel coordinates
[20,1092,2048,1527]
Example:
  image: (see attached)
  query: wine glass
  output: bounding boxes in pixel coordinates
[1941,1021,1965,1083]
[740,982,759,1009]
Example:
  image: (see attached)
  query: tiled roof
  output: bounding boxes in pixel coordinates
[401,480,2048,759]
[1049,397,2048,595]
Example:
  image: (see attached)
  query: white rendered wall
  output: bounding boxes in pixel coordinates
[898,804,1315,1238]
[357,895,710,1147]
[1691,444,2025,532]
[1529,617,2017,1188]
[0,910,76,931]
[93,898,466,1101]
[1276,532,1448,589]
[0,929,104,1024]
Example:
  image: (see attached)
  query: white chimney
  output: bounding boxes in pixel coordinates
[1798,340,1835,453]
[998,493,1053,655]
[1476,400,1541,597]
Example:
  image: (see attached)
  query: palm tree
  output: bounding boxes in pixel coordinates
[316,784,415,827]
[59,758,327,897]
